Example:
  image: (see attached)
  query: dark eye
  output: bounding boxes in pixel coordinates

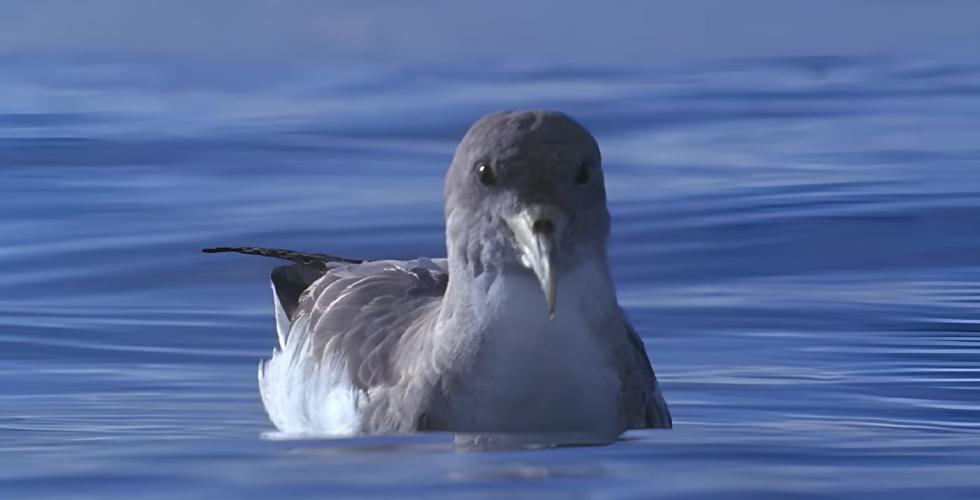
[477,162,496,186]
[575,163,591,185]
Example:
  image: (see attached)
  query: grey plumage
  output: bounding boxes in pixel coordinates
[209,110,671,438]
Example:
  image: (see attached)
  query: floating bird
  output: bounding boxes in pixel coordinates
[204,111,670,443]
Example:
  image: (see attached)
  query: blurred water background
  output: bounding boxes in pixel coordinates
[2,2,980,499]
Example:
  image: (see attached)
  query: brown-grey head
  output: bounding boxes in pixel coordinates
[444,110,610,318]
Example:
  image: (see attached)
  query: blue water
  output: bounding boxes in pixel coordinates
[2,56,980,499]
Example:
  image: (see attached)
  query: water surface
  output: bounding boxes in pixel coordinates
[2,56,980,498]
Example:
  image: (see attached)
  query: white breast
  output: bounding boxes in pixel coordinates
[457,262,622,433]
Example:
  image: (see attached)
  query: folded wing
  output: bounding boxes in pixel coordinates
[259,257,448,434]
[616,318,672,429]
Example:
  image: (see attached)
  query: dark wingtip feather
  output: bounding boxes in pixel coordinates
[201,246,364,270]
[271,264,326,320]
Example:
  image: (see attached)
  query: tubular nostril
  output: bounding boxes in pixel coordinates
[532,218,555,236]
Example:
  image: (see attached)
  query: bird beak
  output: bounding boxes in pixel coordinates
[505,205,566,320]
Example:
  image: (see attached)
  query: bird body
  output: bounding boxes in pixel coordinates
[209,110,671,441]
[444,258,622,434]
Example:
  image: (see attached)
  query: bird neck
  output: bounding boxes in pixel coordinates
[439,250,619,333]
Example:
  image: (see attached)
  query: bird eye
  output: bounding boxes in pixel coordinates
[575,163,591,185]
[477,162,496,186]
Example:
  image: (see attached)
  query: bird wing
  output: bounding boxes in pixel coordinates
[284,257,448,390]
[615,317,672,429]
[260,256,448,434]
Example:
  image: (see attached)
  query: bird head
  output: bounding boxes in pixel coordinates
[445,110,610,319]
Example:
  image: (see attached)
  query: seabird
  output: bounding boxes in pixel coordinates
[204,110,671,443]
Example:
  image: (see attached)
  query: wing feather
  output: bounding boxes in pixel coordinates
[260,258,448,434]
[616,317,672,429]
